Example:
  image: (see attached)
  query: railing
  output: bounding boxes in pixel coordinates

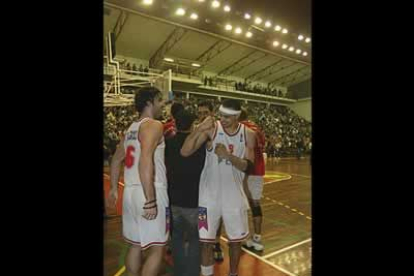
[195,85,296,103]
[174,90,295,106]
[103,66,294,101]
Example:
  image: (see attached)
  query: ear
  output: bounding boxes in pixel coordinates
[146,100,153,108]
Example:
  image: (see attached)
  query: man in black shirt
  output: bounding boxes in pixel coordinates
[197,100,214,123]
[165,109,206,276]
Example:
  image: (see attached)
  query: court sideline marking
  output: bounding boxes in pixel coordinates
[262,238,311,259]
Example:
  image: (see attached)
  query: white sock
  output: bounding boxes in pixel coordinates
[201,265,214,276]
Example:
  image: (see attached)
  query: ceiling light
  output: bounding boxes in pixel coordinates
[212,1,220,8]
[142,0,153,5]
[176,8,186,16]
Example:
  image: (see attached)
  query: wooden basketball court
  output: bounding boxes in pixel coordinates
[104,157,311,276]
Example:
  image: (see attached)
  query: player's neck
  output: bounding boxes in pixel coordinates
[223,123,239,134]
[139,110,154,121]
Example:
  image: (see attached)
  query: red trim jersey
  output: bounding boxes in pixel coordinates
[163,118,176,139]
[240,120,265,176]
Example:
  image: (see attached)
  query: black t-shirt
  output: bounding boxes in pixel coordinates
[165,132,206,208]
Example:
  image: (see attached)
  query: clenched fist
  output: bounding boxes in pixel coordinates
[215,143,231,160]
[198,116,215,132]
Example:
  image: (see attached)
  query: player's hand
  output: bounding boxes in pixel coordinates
[143,203,158,220]
[106,188,118,208]
[197,116,215,132]
[215,143,230,160]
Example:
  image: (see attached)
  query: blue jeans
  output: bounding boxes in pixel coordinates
[171,205,200,276]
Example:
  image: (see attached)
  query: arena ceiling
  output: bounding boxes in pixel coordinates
[104,0,311,88]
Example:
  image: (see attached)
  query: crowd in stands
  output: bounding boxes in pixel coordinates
[104,105,138,162]
[104,94,311,162]
[246,103,311,157]
[120,62,149,75]
[235,82,286,98]
[203,76,287,98]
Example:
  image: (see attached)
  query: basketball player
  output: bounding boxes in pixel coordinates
[239,109,266,251]
[107,87,168,276]
[197,100,225,262]
[181,99,256,276]
[212,108,266,257]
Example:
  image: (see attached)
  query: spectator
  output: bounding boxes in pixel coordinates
[137,64,143,76]
[296,138,305,159]
[165,109,205,276]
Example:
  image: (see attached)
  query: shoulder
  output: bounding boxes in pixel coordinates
[244,125,256,136]
[142,119,163,130]
[245,126,256,146]
[141,119,164,137]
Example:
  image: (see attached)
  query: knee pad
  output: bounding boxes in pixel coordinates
[251,205,262,217]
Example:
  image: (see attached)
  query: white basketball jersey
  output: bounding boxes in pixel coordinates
[123,118,167,189]
[199,121,249,211]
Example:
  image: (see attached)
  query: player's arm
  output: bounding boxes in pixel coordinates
[180,116,215,157]
[215,127,256,173]
[107,136,125,207]
[139,120,164,205]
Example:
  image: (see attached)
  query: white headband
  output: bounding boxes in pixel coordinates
[219,105,241,116]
